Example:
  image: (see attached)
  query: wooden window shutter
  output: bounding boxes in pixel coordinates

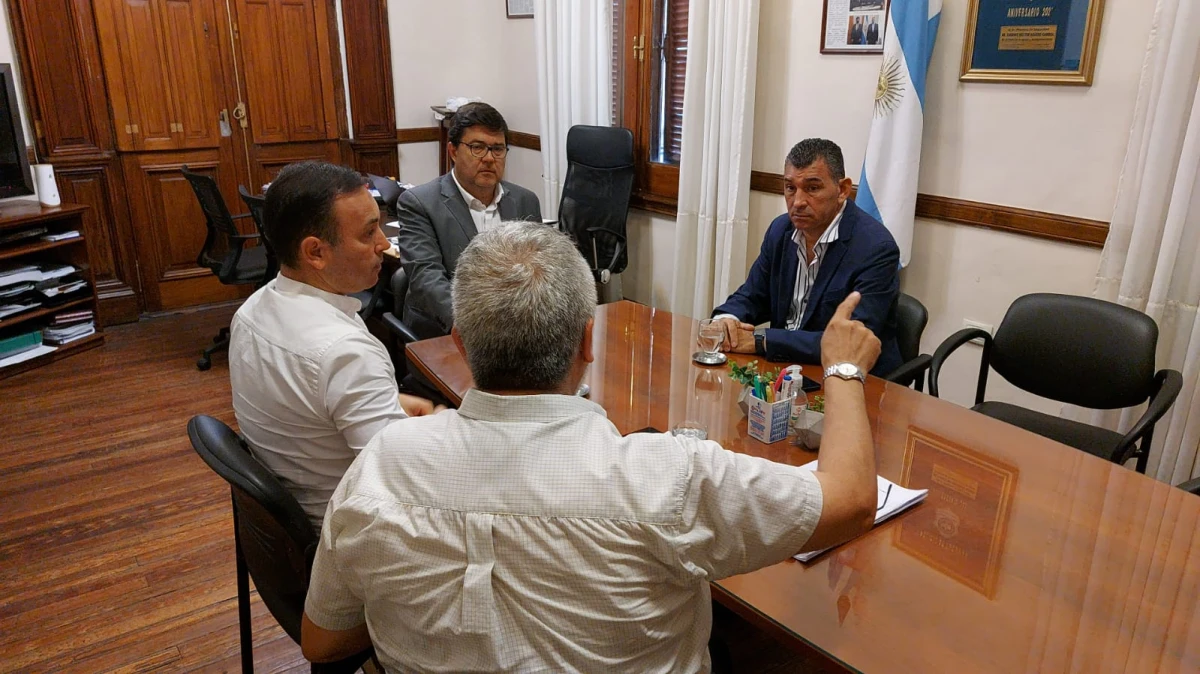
[663,0,688,164]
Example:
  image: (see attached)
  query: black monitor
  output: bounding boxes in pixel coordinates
[0,64,34,199]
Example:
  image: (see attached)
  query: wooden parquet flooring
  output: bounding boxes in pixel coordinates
[0,304,818,673]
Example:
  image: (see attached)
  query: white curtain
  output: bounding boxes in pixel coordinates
[669,0,760,318]
[533,0,612,219]
[1066,0,1200,484]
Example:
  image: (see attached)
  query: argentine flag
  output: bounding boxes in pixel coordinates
[856,0,942,267]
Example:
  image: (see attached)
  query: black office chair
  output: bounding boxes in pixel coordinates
[929,293,1183,473]
[186,415,377,674]
[366,174,405,218]
[183,166,269,371]
[553,125,635,301]
[238,186,279,285]
[1177,478,1200,495]
[883,293,932,391]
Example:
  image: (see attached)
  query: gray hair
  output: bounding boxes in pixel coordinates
[452,222,597,391]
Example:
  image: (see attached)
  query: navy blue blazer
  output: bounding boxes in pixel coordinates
[712,199,901,376]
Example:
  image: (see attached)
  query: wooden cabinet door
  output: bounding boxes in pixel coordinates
[94,0,178,151]
[235,0,338,144]
[159,0,226,149]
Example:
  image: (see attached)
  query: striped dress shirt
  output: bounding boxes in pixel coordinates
[786,204,846,330]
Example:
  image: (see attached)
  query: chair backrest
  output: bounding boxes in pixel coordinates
[558,125,635,276]
[390,266,409,317]
[990,293,1159,409]
[186,415,315,644]
[367,174,405,217]
[239,185,279,283]
[895,293,929,363]
[183,165,242,278]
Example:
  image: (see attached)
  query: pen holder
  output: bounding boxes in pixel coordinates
[746,390,792,444]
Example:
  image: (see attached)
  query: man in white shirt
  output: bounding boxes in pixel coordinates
[229,160,437,531]
[301,222,883,672]
[393,102,543,341]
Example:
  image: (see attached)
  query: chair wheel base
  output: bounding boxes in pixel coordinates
[197,357,212,371]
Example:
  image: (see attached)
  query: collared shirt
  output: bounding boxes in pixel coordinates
[305,390,824,673]
[451,168,506,234]
[229,275,407,530]
[786,203,846,330]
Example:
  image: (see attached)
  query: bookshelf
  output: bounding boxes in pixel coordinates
[0,203,104,381]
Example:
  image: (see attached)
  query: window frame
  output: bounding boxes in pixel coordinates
[615,0,687,217]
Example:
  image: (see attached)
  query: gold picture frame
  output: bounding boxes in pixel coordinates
[960,0,1106,85]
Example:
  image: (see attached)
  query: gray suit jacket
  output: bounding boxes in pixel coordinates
[395,172,542,339]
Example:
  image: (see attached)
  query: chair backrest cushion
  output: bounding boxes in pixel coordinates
[184,166,241,277]
[559,126,635,275]
[187,415,316,643]
[390,267,409,316]
[990,293,1159,409]
[895,293,928,363]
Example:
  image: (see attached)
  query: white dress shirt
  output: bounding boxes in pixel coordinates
[305,390,824,673]
[451,168,506,234]
[229,275,408,530]
[786,203,845,330]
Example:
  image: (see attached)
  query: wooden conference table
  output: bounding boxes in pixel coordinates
[406,300,1200,673]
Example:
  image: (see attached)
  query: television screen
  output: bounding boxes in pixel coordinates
[0,64,34,199]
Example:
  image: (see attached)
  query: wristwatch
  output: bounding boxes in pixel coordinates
[753,326,766,356]
[824,362,866,384]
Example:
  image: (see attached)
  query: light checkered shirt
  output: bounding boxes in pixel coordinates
[305,390,824,673]
[786,203,845,330]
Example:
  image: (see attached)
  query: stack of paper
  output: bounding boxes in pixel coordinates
[793,460,928,562]
[41,230,81,242]
[0,301,39,319]
[43,320,94,345]
[0,227,47,245]
[0,264,42,287]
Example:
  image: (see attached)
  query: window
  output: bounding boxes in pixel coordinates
[613,0,689,215]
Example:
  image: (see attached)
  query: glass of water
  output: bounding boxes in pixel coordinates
[671,420,708,440]
[698,319,724,356]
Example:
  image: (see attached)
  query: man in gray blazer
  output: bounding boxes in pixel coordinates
[395,102,542,339]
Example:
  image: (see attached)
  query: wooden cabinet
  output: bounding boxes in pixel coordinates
[0,203,105,381]
[236,0,339,144]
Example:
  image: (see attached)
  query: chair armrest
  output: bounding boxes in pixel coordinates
[929,328,993,402]
[231,212,254,220]
[884,354,932,391]
[1114,369,1183,468]
[382,312,420,345]
[1176,477,1200,496]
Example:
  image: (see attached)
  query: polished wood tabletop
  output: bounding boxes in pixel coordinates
[406,300,1200,673]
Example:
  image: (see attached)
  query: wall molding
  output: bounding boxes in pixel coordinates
[509,131,541,151]
[396,127,440,144]
[749,170,1107,248]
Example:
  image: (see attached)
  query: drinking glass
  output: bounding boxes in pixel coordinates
[698,319,724,356]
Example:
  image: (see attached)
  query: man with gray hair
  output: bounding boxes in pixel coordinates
[300,222,883,672]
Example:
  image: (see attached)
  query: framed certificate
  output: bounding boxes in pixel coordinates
[506,0,533,19]
[961,0,1106,85]
[821,0,888,55]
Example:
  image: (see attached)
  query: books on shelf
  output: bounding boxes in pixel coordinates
[43,320,95,345]
[0,301,39,319]
[0,227,48,245]
[0,329,43,359]
[0,343,55,368]
[792,460,928,563]
[0,263,77,288]
[52,309,94,326]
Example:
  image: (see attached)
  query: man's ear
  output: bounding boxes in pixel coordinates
[451,326,467,359]
[298,235,328,270]
[838,176,853,203]
[581,318,595,364]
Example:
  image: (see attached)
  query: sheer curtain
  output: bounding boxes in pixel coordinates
[1067,0,1200,484]
[669,0,760,318]
[533,0,612,219]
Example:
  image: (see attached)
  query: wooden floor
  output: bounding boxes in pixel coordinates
[0,305,819,673]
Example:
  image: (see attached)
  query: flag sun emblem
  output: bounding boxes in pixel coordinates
[874,56,905,118]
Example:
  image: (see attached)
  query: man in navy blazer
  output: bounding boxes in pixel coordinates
[712,138,901,376]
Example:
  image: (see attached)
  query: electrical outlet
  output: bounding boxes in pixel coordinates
[962,319,993,346]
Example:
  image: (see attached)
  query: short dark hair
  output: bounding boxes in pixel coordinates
[263,161,367,268]
[786,138,846,181]
[448,102,508,145]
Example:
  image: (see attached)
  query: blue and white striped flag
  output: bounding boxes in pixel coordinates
[856,0,942,267]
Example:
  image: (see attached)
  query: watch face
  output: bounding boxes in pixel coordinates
[836,363,857,377]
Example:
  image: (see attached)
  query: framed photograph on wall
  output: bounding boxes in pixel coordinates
[961,0,1106,85]
[821,0,888,54]
[506,0,534,19]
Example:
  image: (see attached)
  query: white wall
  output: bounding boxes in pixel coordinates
[386,0,542,191]
[627,0,1153,411]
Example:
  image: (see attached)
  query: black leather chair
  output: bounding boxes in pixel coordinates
[929,293,1183,473]
[1177,478,1200,495]
[183,166,269,371]
[186,415,376,674]
[238,186,279,285]
[553,125,635,300]
[382,267,419,350]
[366,174,405,218]
[884,293,932,391]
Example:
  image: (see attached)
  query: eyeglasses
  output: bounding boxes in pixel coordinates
[460,142,509,159]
